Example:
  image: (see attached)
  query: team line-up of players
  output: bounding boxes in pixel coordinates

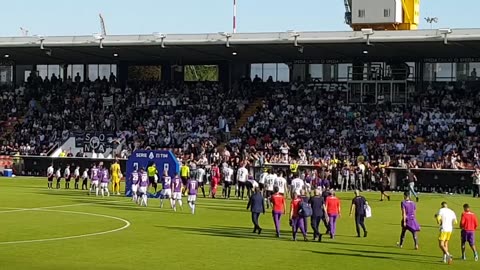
[46,161,478,264]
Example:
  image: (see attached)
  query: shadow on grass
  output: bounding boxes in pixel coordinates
[306,249,443,265]
[335,247,438,258]
[385,223,439,229]
[157,224,294,241]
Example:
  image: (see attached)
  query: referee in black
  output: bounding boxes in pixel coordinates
[349,190,368,237]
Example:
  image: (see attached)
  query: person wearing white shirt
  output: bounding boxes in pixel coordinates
[290,175,305,198]
[64,165,71,189]
[223,165,234,199]
[274,171,288,196]
[81,168,89,190]
[435,202,458,264]
[237,166,249,200]
[55,168,62,189]
[74,166,81,189]
[46,164,54,189]
[258,170,269,192]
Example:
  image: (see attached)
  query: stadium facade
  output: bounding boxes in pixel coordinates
[1,28,480,105]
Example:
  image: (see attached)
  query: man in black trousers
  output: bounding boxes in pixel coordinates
[309,189,328,242]
[349,190,368,237]
[247,187,265,234]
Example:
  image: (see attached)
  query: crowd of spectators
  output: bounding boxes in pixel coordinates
[0,73,252,159]
[231,80,480,170]
[2,70,480,173]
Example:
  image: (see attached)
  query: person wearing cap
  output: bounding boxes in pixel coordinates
[435,201,458,264]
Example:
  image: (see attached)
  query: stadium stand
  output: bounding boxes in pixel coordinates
[234,80,480,170]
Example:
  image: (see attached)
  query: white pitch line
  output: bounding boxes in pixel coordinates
[0,208,131,245]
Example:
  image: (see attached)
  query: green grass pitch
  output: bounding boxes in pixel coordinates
[0,177,479,270]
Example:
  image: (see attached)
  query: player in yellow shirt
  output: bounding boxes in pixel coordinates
[110,159,122,195]
[180,163,190,195]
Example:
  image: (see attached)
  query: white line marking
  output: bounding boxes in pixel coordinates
[0,204,131,245]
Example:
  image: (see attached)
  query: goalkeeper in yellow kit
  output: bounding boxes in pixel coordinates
[111,159,122,195]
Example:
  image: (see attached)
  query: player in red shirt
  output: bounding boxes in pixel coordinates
[460,204,478,261]
[325,190,341,239]
[210,163,220,198]
[270,187,286,238]
[289,192,308,241]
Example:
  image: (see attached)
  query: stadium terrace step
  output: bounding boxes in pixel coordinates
[231,97,263,136]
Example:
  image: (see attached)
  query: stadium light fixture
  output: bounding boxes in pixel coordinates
[291,32,301,47]
[361,28,374,46]
[113,53,118,57]
[92,33,104,48]
[438,28,452,45]
[218,32,232,48]
[153,32,167,48]
[232,51,237,56]
[4,54,9,58]
[363,50,368,54]
[35,35,45,50]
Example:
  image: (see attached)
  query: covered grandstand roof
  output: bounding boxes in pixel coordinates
[1,28,480,64]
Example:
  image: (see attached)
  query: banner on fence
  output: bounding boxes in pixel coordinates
[74,132,115,153]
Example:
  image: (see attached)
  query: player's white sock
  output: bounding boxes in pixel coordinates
[95,187,99,196]
[160,199,164,208]
[143,195,148,207]
[170,198,174,209]
[177,200,183,210]
[106,188,110,197]
[101,188,105,197]
[191,202,195,214]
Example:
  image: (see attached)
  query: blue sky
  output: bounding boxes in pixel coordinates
[0,0,477,36]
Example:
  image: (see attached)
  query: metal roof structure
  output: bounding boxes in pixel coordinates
[1,28,480,64]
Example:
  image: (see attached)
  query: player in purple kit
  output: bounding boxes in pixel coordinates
[100,166,110,197]
[186,178,199,214]
[397,192,420,249]
[89,164,100,196]
[172,173,183,211]
[138,168,149,206]
[160,171,173,209]
[130,166,140,202]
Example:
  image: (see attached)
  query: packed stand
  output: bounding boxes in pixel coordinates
[234,80,480,170]
[2,72,253,161]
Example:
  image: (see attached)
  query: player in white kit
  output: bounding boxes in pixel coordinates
[265,169,277,208]
[81,168,89,190]
[74,166,81,189]
[47,164,54,189]
[274,171,288,197]
[64,165,71,189]
[291,174,305,199]
[55,168,62,189]
[223,165,234,199]
[258,169,268,192]
[237,165,249,200]
[196,166,206,198]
